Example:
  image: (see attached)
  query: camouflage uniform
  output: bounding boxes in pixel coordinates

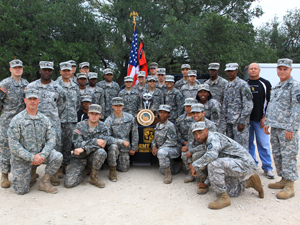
[56,75,78,84]
[152,120,181,170]
[105,112,138,171]
[56,79,80,165]
[219,77,253,149]
[192,131,256,197]
[132,83,149,97]
[181,83,200,100]
[265,76,300,181]
[200,99,221,127]
[204,76,228,105]
[174,79,200,92]
[140,88,164,113]
[118,88,140,117]
[8,110,62,195]
[86,85,105,117]
[97,81,120,118]
[156,83,168,95]
[78,88,96,105]
[164,87,183,120]
[27,79,66,152]
[64,120,110,187]
[0,76,28,173]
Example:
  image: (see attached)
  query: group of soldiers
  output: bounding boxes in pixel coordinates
[0,58,299,210]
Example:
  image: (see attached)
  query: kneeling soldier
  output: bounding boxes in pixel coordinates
[190,122,264,210]
[65,104,108,188]
[8,89,63,195]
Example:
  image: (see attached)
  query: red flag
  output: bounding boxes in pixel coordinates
[138,39,148,78]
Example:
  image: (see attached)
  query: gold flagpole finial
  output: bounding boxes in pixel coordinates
[130,11,139,30]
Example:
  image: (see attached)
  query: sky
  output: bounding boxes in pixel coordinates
[252,0,299,28]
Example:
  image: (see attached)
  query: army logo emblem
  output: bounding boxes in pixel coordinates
[143,127,155,143]
[137,109,155,126]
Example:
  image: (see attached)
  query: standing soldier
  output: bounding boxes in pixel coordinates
[264,58,300,199]
[156,68,167,94]
[77,73,95,104]
[219,63,253,149]
[204,63,228,105]
[164,75,184,121]
[105,97,138,181]
[56,61,80,178]
[132,71,149,96]
[175,64,200,91]
[196,84,221,126]
[79,62,90,74]
[149,62,158,76]
[27,61,66,185]
[77,95,92,122]
[65,104,109,188]
[0,59,28,188]
[97,68,120,119]
[181,70,200,100]
[8,89,63,195]
[118,76,140,117]
[56,60,77,84]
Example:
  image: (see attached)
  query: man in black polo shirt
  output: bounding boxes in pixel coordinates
[247,63,274,179]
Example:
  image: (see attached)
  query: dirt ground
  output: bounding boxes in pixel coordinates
[0,147,299,225]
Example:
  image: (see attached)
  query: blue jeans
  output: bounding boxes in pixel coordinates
[249,121,273,172]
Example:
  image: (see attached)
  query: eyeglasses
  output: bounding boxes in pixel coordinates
[147,80,156,83]
[157,74,165,76]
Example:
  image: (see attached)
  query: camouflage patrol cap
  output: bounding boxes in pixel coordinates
[197,84,210,92]
[208,63,220,70]
[184,98,197,106]
[277,58,293,68]
[225,63,239,71]
[137,71,146,77]
[39,61,54,70]
[60,62,72,71]
[25,89,39,99]
[124,76,133,82]
[191,121,206,133]
[81,95,92,103]
[190,103,205,113]
[88,72,98,79]
[158,104,171,112]
[149,62,158,69]
[88,104,102,114]
[112,97,124,106]
[67,60,76,67]
[9,59,23,68]
[188,70,197,76]
[104,68,113,75]
[181,64,191,69]
[165,75,175,82]
[79,62,89,68]
[76,73,87,79]
[147,75,157,82]
[157,68,166,75]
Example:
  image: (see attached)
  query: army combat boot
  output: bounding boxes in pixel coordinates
[89,169,105,188]
[1,173,10,188]
[56,167,64,179]
[30,167,39,187]
[50,173,60,186]
[243,174,264,198]
[268,178,286,189]
[109,166,117,182]
[208,192,231,209]
[184,171,195,183]
[164,167,172,184]
[39,173,58,194]
[276,180,295,199]
[197,182,209,194]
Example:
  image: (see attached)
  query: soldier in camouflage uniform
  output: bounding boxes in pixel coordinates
[181,70,200,100]
[79,62,89,74]
[156,68,168,94]
[219,63,253,150]
[0,59,28,188]
[77,72,96,105]
[175,64,200,91]
[149,62,158,76]
[140,76,164,114]
[264,58,300,199]
[132,71,149,96]
[87,72,105,119]
[8,89,63,195]
[118,76,140,117]
[105,97,138,181]
[196,84,221,126]
[55,62,80,178]
[164,75,184,121]
[97,68,120,119]
[204,63,228,105]
[152,105,181,184]
[191,122,263,210]
[65,104,109,188]
[56,60,77,84]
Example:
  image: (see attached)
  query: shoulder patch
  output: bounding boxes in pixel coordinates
[207,143,213,150]
[0,86,7,93]
[296,94,300,103]
[243,88,252,100]
[74,129,82,135]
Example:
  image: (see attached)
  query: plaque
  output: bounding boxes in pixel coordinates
[137,109,155,126]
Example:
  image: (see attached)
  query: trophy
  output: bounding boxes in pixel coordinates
[137,93,155,126]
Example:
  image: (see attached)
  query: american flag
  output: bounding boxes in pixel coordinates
[127,25,139,85]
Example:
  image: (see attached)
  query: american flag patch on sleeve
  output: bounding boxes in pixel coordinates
[74,129,82,135]
[0,86,7,93]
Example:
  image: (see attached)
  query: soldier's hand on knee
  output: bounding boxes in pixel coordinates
[123,140,130,148]
[31,153,44,165]
[263,125,270,135]
[74,148,84,155]
[97,139,106,148]
[285,130,294,140]
[237,124,245,132]
[182,146,188,152]
[186,151,191,158]
[190,166,197,177]
[129,149,135,156]
[152,146,158,156]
